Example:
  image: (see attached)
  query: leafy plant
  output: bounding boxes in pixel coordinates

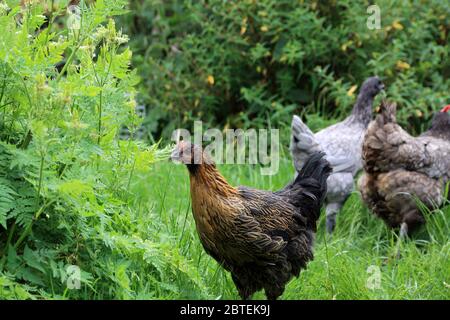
[120,0,449,140]
[0,0,204,299]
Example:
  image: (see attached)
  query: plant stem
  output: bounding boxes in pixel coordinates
[5,222,16,251]
[56,44,81,82]
[14,204,45,250]
[36,151,45,201]
[56,1,87,83]
[97,90,102,145]
[0,69,7,105]
[0,221,17,268]
[19,130,33,149]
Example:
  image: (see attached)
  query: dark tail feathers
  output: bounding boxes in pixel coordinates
[297,151,331,186]
[289,151,332,231]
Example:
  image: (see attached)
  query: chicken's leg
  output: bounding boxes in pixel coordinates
[399,222,409,238]
[395,222,408,259]
[265,283,285,300]
[326,203,341,234]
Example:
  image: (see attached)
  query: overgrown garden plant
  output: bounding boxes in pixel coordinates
[0,0,201,299]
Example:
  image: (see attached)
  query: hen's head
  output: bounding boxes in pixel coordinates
[360,76,385,98]
[441,105,450,113]
[171,141,213,166]
[430,105,450,130]
[423,105,450,140]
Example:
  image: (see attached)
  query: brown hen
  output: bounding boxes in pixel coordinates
[171,141,331,300]
[359,102,450,238]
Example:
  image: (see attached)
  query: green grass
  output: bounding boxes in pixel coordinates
[142,156,450,300]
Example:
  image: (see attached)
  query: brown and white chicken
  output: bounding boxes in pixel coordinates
[359,102,450,238]
[171,141,331,300]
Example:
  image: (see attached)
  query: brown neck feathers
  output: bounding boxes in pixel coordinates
[187,163,238,197]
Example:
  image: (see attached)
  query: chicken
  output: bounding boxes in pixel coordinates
[171,141,331,300]
[358,102,450,239]
[420,105,450,141]
[290,76,384,233]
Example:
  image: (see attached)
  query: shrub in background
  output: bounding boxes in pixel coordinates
[120,0,450,141]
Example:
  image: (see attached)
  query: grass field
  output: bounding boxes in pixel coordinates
[141,154,450,300]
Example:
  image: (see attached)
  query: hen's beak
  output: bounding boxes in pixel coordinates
[378,83,385,91]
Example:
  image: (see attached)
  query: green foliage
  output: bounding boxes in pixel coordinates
[120,0,449,139]
[0,0,200,299]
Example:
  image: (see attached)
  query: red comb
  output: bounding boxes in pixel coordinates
[441,105,450,113]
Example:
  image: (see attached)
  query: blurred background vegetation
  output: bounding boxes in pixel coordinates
[119,0,450,143]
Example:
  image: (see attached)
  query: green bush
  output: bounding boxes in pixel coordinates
[0,0,206,299]
[121,0,449,140]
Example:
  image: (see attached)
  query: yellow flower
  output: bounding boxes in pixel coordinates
[341,40,353,52]
[347,85,358,97]
[416,110,423,118]
[392,20,404,30]
[260,26,269,32]
[207,75,215,85]
[240,17,247,35]
[396,60,411,70]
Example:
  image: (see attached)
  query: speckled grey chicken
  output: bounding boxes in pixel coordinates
[290,77,384,233]
[171,141,331,300]
[359,102,450,238]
